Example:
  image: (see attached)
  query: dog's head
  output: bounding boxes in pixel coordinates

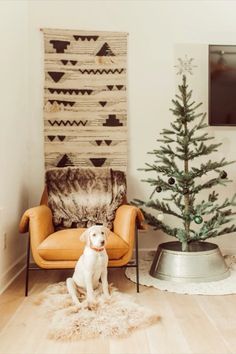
[80,225,110,249]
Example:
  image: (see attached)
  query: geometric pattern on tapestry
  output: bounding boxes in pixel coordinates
[43,28,128,171]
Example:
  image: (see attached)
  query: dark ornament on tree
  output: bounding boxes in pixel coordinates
[155,186,162,193]
[194,215,203,224]
[220,170,227,179]
[168,177,175,185]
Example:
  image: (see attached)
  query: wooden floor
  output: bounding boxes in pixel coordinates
[0,268,236,354]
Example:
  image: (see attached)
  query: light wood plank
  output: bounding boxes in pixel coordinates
[109,331,149,354]
[140,289,190,354]
[0,268,236,354]
[0,271,25,331]
[167,292,232,354]
[196,295,236,353]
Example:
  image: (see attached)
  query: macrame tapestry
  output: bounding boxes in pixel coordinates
[43,28,128,171]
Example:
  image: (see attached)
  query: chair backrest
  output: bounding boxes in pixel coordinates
[40,187,49,206]
[42,167,127,229]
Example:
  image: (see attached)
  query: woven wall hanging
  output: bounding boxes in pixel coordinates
[43,28,128,171]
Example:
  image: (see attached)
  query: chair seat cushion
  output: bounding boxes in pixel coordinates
[37,228,129,261]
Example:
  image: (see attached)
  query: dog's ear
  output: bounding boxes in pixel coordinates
[80,229,89,243]
[102,226,110,240]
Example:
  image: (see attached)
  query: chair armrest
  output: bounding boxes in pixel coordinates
[113,204,146,245]
[19,205,54,247]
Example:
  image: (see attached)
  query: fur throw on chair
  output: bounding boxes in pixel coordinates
[45,167,126,229]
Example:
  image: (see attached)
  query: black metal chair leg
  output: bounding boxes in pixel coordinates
[25,235,30,296]
[135,223,140,293]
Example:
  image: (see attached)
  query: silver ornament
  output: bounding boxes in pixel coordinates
[157,213,164,221]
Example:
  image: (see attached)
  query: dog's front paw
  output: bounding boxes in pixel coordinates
[86,295,97,310]
[103,294,111,303]
[87,300,98,311]
[103,291,110,299]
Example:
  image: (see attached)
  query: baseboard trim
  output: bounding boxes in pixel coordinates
[0,253,26,294]
[138,248,155,256]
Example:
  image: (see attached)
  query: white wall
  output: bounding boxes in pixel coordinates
[28,0,236,253]
[0,1,29,292]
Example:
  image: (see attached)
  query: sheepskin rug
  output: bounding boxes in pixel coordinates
[35,282,159,341]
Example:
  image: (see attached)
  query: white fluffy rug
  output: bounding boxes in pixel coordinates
[35,282,159,341]
[125,253,236,295]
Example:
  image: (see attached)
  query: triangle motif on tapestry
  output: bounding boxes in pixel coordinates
[57,154,74,167]
[96,42,115,56]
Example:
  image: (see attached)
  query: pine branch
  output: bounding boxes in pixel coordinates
[142,176,182,193]
[135,207,181,239]
[160,129,176,135]
[157,136,175,144]
[208,191,218,202]
[142,162,180,177]
[193,195,236,219]
[192,177,231,194]
[192,208,236,241]
[170,122,182,132]
[134,199,182,219]
[185,111,204,123]
[192,223,236,240]
[188,142,222,160]
[159,144,181,158]
[186,114,208,140]
[213,225,236,237]
[170,101,203,124]
[146,153,181,172]
[194,200,215,216]
[172,141,222,161]
[175,136,189,154]
[190,133,214,145]
[172,193,185,212]
[132,201,196,243]
[190,158,231,179]
[196,113,208,130]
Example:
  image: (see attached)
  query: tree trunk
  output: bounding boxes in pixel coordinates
[181,240,189,252]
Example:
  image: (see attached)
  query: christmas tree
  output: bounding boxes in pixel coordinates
[134,75,236,251]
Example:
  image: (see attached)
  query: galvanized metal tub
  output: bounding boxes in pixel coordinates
[149,241,230,282]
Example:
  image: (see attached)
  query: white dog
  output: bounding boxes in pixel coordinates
[66,225,110,308]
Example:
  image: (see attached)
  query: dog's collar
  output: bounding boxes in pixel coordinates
[90,246,105,252]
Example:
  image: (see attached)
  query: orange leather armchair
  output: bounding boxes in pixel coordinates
[19,190,145,296]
